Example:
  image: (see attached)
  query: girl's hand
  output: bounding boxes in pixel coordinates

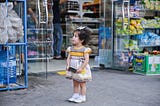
[66,66,69,71]
[77,67,83,73]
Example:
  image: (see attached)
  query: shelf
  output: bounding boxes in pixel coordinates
[27,41,52,44]
[66,18,103,23]
[67,0,78,2]
[67,10,93,14]
[114,49,129,52]
[0,43,26,46]
[0,0,25,2]
[26,0,54,62]
[144,28,160,30]
[130,17,142,19]
[67,0,94,18]
[139,45,160,48]
[28,57,52,61]
[67,10,79,14]
[65,0,103,55]
[116,35,129,37]
[83,2,100,7]
[27,28,53,35]
[144,9,160,12]
[27,28,53,31]
[67,0,92,3]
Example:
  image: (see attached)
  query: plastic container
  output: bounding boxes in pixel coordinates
[133,54,160,75]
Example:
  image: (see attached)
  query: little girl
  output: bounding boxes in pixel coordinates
[66,26,92,103]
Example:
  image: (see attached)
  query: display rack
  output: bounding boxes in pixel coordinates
[0,0,28,90]
[111,0,160,71]
[67,0,93,18]
[66,18,103,55]
[65,0,104,55]
[111,0,131,71]
[27,0,53,61]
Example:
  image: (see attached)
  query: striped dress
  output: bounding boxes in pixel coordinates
[66,46,92,82]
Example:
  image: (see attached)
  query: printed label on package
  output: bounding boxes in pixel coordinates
[149,56,160,64]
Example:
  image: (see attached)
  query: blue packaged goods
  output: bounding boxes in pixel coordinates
[0,51,16,85]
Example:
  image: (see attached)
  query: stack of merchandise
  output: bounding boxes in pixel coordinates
[143,0,160,10]
[141,17,160,28]
[135,32,160,46]
[0,48,16,87]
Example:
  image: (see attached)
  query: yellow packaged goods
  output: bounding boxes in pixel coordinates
[94,0,100,3]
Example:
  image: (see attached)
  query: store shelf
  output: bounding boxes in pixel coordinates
[67,10,80,14]
[28,57,52,61]
[67,10,93,14]
[130,17,142,19]
[27,0,53,60]
[0,43,26,46]
[144,28,160,30]
[139,45,160,48]
[66,18,103,23]
[65,0,104,55]
[27,41,52,44]
[111,0,160,71]
[67,0,93,3]
[27,28,53,31]
[67,0,94,18]
[3,0,26,1]
[83,2,100,7]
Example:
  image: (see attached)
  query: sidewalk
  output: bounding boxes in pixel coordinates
[28,58,96,73]
[0,69,160,106]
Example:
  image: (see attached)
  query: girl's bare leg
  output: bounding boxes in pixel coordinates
[73,80,80,93]
[80,82,86,96]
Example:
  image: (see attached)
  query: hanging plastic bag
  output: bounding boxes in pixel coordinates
[0,2,24,43]
[7,3,24,42]
[0,26,8,43]
[0,4,8,43]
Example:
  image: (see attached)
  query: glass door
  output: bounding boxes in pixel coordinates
[27,0,53,76]
[111,0,130,70]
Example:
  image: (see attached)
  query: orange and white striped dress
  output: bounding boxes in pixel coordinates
[66,46,92,82]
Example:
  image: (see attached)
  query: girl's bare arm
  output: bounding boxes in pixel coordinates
[77,53,89,73]
[66,54,71,70]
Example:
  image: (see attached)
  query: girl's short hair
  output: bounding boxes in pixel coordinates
[73,26,92,45]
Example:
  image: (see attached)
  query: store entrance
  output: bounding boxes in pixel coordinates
[27,0,113,76]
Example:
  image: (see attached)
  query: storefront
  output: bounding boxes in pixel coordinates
[1,0,160,91]
[111,0,160,74]
[26,0,112,74]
